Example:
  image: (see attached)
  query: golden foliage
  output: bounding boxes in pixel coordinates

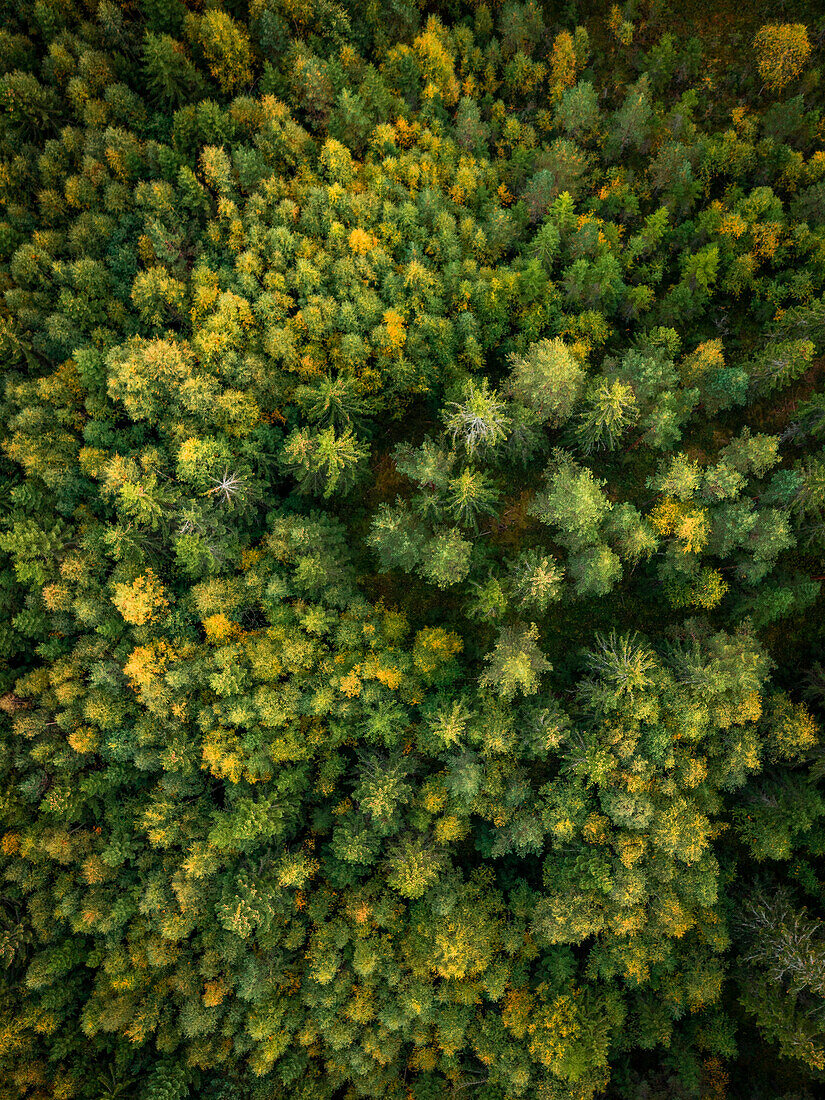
[112,569,169,626]
[754,24,811,91]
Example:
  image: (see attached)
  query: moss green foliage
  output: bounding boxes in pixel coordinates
[2,1,825,1098]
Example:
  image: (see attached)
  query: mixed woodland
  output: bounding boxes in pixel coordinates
[2,1,825,1097]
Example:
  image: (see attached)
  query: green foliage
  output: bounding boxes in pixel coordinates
[1,1,825,1098]
[575,377,639,452]
[506,337,586,427]
[530,452,612,552]
[737,887,825,1070]
[479,621,551,698]
[143,33,204,107]
[445,378,511,458]
[280,426,369,498]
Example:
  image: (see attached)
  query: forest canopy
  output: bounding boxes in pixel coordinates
[1,1,825,1099]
